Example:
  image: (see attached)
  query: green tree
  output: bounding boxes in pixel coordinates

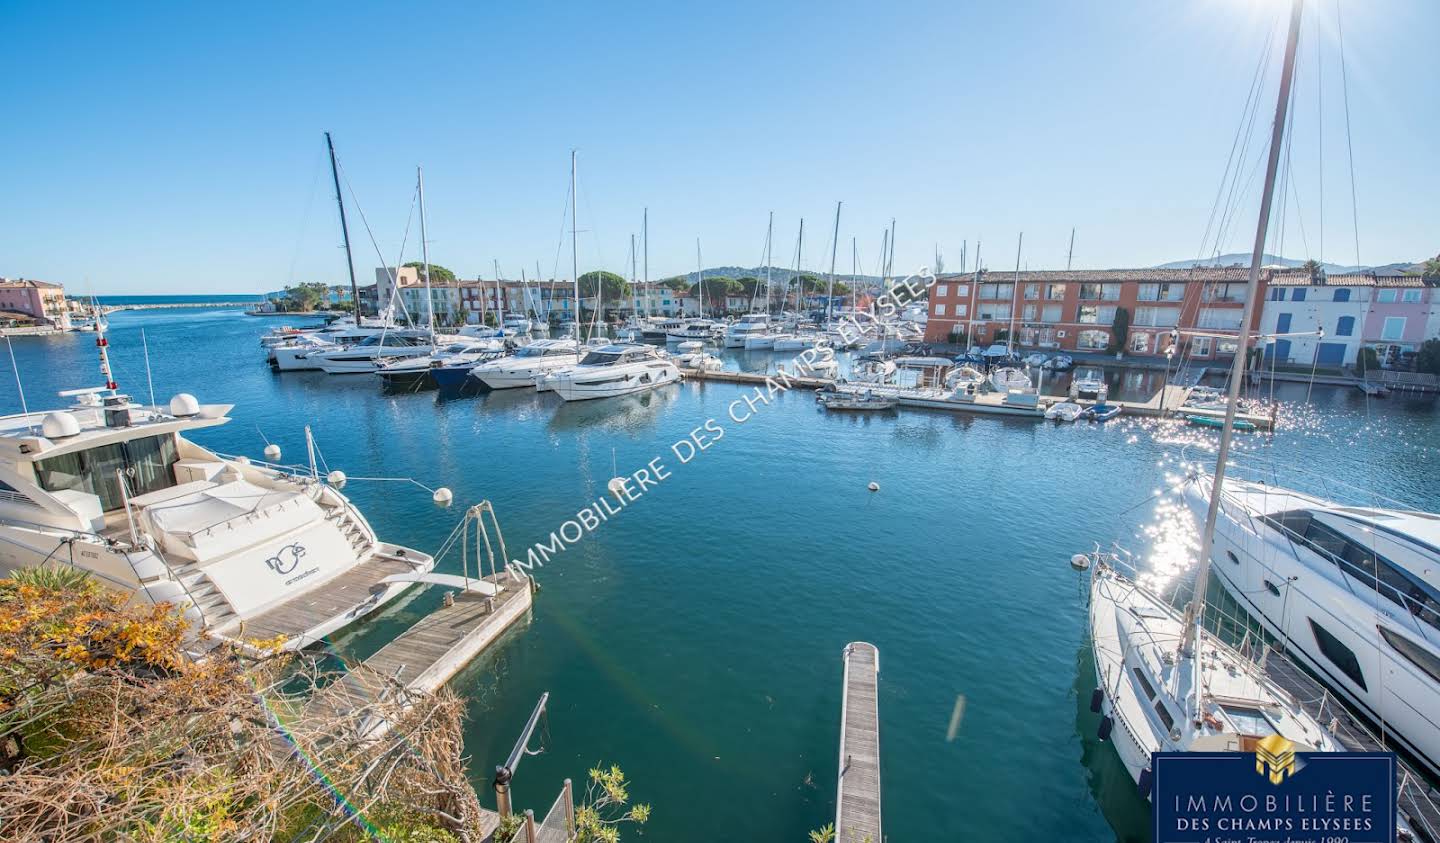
[1423,254,1440,277]
[1415,338,1440,375]
[1356,345,1380,375]
[283,282,330,312]
[577,271,631,303]
[1301,259,1324,280]
[660,276,692,293]
[700,276,740,309]
[795,274,822,292]
[1108,306,1131,354]
[574,765,650,843]
[402,262,457,284]
[735,276,762,297]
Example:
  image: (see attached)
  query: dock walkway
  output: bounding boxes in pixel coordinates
[836,642,882,843]
[1266,651,1440,841]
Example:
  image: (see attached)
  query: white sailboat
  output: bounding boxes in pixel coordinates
[1086,0,1343,799]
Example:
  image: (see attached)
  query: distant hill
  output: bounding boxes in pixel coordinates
[1153,254,1424,276]
[660,266,884,285]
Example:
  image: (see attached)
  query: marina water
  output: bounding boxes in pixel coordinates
[6,306,1438,841]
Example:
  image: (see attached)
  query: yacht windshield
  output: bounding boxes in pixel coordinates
[579,351,622,366]
[34,433,180,512]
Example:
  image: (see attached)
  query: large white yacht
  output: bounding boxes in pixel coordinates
[539,344,680,401]
[470,339,581,390]
[724,313,771,348]
[375,339,506,389]
[0,387,434,652]
[1186,471,1440,779]
[306,331,454,374]
[665,319,719,342]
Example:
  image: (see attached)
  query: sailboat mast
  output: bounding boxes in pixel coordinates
[570,150,580,338]
[493,259,505,327]
[643,208,649,318]
[630,233,637,316]
[417,166,435,338]
[324,132,362,324]
[1008,233,1022,351]
[796,218,804,313]
[827,201,841,322]
[764,211,774,315]
[851,236,857,313]
[887,218,897,287]
[695,239,703,318]
[1184,0,1305,655]
[1066,227,1076,271]
[968,241,981,352]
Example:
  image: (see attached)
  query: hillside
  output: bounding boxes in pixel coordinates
[1153,253,1424,276]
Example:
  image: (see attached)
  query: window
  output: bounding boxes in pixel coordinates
[1336,316,1354,336]
[1077,330,1109,350]
[34,434,179,512]
[954,304,968,317]
[1292,288,1307,302]
[935,304,947,316]
[1134,306,1179,327]
[955,284,969,299]
[1021,305,1036,321]
[1332,288,1350,302]
[1382,317,1406,341]
[1192,336,1212,356]
[1270,288,1287,301]
[1197,308,1242,330]
[1309,619,1367,690]
[1046,283,1066,300]
[936,285,948,298]
[1377,289,1398,303]
[1204,282,1248,302]
[1221,705,1276,737]
[1403,289,1422,303]
[1138,282,1182,301]
[1132,668,1156,700]
[1024,284,1040,300]
[1041,304,1062,322]
[1153,700,1175,732]
[979,283,1012,300]
[1078,283,1120,301]
[1129,332,1150,353]
[1378,627,1440,685]
[1078,305,1098,324]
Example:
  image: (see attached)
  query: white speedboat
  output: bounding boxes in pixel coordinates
[269,334,339,371]
[989,367,1032,392]
[0,388,435,652]
[1186,471,1440,780]
[1088,550,1340,799]
[1024,352,1048,368]
[1043,354,1073,371]
[724,314,771,348]
[773,333,818,352]
[744,332,780,350]
[502,314,533,334]
[376,339,505,389]
[267,320,399,371]
[945,365,986,391]
[1044,401,1084,422]
[1071,369,1107,397]
[819,390,896,411]
[307,331,453,374]
[673,341,723,372]
[666,319,719,342]
[541,344,680,401]
[470,339,581,390]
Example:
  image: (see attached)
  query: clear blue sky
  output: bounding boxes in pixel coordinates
[1,0,1434,294]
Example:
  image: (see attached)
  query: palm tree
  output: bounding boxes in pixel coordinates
[1423,253,1440,277]
[1301,258,1323,280]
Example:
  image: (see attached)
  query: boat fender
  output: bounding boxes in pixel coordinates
[1202,712,1224,731]
[1097,715,1113,742]
[867,482,880,492]
[1089,688,1104,713]
[1137,767,1153,798]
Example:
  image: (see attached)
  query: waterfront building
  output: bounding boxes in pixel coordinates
[1259,271,1371,367]
[374,265,422,312]
[1362,276,1437,368]
[924,267,1264,362]
[399,282,462,327]
[0,277,70,331]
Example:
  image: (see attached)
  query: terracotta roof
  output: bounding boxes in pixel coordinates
[0,310,39,320]
[0,279,62,289]
[935,267,1255,283]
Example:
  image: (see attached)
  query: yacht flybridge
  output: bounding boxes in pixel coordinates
[0,386,434,653]
[1187,471,1440,779]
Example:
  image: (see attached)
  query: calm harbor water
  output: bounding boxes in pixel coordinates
[5,307,1439,841]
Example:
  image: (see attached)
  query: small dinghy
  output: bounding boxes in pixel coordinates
[1084,402,1123,422]
[1044,401,1084,422]
[1184,413,1256,432]
[820,390,897,411]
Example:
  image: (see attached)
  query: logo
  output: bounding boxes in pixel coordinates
[265,543,307,576]
[1254,734,1297,784]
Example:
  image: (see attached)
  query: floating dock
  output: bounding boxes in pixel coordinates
[836,642,882,843]
[1266,651,1440,839]
[686,368,832,389]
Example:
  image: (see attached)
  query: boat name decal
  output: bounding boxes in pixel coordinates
[265,543,307,576]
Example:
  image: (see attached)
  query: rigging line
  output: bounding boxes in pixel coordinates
[550,174,573,287]
[1207,33,1276,260]
[338,160,419,327]
[1196,29,1277,261]
[1315,4,1324,264]
[286,145,328,287]
[1334,0,1361,266]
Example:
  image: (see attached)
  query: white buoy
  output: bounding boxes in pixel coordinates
[607,476,628,499]
[432,487,453,506]
[1070,553,1091,571]
[326,470,347,488]
[263,443,281,461]
[867,481,880,492]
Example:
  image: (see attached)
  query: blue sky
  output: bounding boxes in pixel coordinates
[1,0,1434,294]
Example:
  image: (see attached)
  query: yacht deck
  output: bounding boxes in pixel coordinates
[226,553,416,646]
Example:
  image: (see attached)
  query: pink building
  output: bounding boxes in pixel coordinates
[1362,277,1437,367]
[0,278,69,330]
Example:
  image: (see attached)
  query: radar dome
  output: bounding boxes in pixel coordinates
[169,393,200,417]
[41,412,81,439]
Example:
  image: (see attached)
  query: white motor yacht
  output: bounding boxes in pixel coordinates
[673,341,723,372]
[724,314,771,348]
[989,367,1032,392]
[773,333,818,352]
[666,319,719,342]
[470,339,582,390]
[267,321,398,371]
[743,332,779,350]
[1071,369,1107,397]
[0,388,435,652]
[641,318,682,342]
[540,344,680,401]
[502,314,533,334]
[1185,470,1440,780]
[1044,401,1084,422]
[376,339,506,389]
[307,331,454,374]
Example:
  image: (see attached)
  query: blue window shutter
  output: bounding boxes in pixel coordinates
[1333,288,1350,302]
[1336,316,1354,336]
[1276,312,1292,333]
[1293,288,1307,302]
